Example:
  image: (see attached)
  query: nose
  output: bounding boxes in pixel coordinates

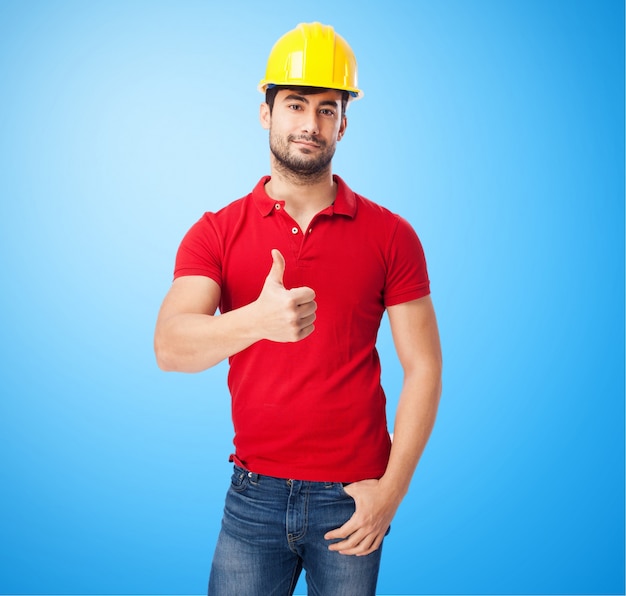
[301,112,320,135]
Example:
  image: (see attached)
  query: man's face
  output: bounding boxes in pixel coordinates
[260,89,347,178]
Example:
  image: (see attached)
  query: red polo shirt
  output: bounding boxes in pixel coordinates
[174,175,430,482]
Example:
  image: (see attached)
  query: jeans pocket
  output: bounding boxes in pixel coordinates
[337,482,354,499]
[230,466,249,492]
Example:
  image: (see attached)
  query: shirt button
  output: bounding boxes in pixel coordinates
[275,204,281,210]
[291,227,299,234]
[308,228,313,234]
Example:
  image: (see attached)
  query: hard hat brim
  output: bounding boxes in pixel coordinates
[258,81,363,100]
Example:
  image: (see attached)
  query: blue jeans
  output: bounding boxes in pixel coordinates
[208,466,386,596]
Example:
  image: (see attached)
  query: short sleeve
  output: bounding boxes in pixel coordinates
[173,213,223,286]
[384,216,430,307]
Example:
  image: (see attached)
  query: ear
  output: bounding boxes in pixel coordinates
[260,102,271,130]
[337,115,348,141]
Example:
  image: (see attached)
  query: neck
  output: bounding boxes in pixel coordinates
[265,158,337,215]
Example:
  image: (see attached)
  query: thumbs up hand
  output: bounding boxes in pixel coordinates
[255,249,317,342]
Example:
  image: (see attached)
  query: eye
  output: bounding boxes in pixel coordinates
[288,103,303,111]
[320,108,336,117]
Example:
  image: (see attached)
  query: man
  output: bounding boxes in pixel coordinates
[154,22,442,596]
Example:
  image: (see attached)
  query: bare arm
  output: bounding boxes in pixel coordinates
[325,294,442,555]
[378,294,442,499]
[154,250,317,372]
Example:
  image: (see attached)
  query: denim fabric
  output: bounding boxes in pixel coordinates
[208,466,386,596]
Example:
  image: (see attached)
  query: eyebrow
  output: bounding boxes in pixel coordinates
[283,93,340,109]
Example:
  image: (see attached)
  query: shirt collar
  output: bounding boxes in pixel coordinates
[251,175,357,218]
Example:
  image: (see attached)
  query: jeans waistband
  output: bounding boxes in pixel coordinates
[233,464,350,487]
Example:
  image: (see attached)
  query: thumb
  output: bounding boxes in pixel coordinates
[267,249,285,285]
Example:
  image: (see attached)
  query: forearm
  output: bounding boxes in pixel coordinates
[379,368,442,500]
[155,251,317,373]
[155,302,263,373]
[324,370,441,556]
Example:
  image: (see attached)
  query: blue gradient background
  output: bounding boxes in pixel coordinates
[0,1,623,595]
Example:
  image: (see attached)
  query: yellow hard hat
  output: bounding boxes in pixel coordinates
[258,22,363,99]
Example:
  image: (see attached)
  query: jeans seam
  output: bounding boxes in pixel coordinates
[287,559,302,595]
[287,483,311,551]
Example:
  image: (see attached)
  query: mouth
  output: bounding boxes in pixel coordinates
[290,136,322,149]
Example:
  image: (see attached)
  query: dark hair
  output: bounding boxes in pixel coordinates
[265,85,349,118]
